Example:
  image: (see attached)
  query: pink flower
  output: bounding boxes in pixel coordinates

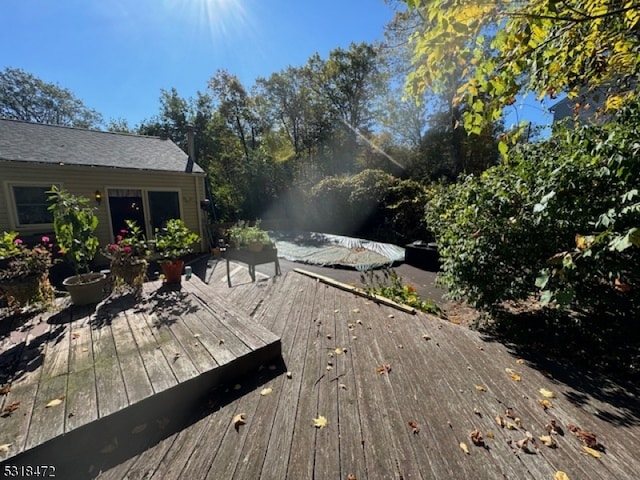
[41,236,50,243]
[108,244,118,251]
[14,238,23,245]
[116,235,123,242]
[123,246,132,254]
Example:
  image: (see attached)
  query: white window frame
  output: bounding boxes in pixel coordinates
[6,182,60,230]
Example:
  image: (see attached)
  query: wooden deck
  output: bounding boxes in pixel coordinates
[0,271,281,475]
[4,257,640,479]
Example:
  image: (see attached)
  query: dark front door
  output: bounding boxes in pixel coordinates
[108,189,146,238]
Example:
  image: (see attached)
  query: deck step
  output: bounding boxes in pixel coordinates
[0,277,281,473]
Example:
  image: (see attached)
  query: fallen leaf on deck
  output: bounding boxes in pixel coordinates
[505,422,518,430]
[352,308,360,313]
[422,334,431,341]
[555,472,570,480]
[0,444,11,453]
[545,420,563,435]
[232,413,246,431]
[475,385,486,392]
[0,386,10,395]
[286,371,293,379]
[539,435,557,448]
[218,339,225,345]
[356,319,363,325]
[408,421,420,434]
[583,445,601,458]
[339,383,347,390]
[313,416,328,428]
[335,348,344,355]
[45,396,65,408]
[505,408,515,419]
[516,358,525,365]
[376,366,386,375]
[131,424,147,434]
[100,438,118,454]
[505,368,521,381]
[72,332,80,339]
[539,388,555,398]
[516,436,531,452]
[495,414,505,428]
[539,399,553,410]
[473,407,481,416]
[388,314,394,318]
[347,474,356,480]
[486,430,495,439]
[260,387,273,396]
[459,442,470,454]
[470,429,483,446]
[326,334,332,339]
[3,402,19,414]
[514,417,522,428]
[334,309,340,313]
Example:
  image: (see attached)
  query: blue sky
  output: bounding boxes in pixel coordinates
[1,0,553,129]
[2,0,397,125]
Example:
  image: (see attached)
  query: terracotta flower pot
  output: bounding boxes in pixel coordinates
[161,260,184,284]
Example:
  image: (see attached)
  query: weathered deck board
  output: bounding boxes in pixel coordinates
[0,275,282,471]
[94,264,640,480]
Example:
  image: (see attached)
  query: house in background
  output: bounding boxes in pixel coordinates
[0,118,208,253]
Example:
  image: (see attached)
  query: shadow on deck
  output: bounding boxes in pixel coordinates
[0,274,282,478]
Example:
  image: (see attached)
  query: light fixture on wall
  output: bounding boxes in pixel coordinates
[94,190,103,205]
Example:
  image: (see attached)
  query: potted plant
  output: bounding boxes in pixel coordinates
[154,219,200,284]
[227,221,272,252]
[47,186,106,305]
[103,220,150,294]
[0,231,54,309]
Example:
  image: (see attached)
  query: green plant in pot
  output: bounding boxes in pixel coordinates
[103,220,150,294]
[227,221,272,252]
[47,186,106,305]
[154,219,200,284]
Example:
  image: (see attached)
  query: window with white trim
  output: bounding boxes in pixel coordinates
[11,185,54,226]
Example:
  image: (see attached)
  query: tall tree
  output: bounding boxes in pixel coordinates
[401,0,640,137]
[304,42,383,173]
[0,67,102,128]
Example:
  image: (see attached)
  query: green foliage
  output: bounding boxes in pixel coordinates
[226,221,271,248]
[154,219,200,261]
[47,186,100,275]
[426,101,640,312]
[0,67,102,128]
[359,267,443,316]
[308,169,431,243]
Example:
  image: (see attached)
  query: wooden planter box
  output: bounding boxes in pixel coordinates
[224,247,281,286]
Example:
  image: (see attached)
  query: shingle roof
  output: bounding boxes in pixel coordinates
[0,118,204,173]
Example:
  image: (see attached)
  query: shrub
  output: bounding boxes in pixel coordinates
[426,101,640,313]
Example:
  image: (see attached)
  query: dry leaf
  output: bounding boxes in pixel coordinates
[339,383,347,390]
[347,474,356,480]
[505,408,515,419]
[516,358,525,365]
[555,472,570,480]
[505,422,518,431]
[260,387,273,396]
[422,334,431,341]
[46,396,65,408]
[218,338,225,345]
[539,388,555,398]
[0,443,11,453]
[0,386,10,395]
[72,332,80,339]
[408,421,420,434]
[313,416,328,429]
[473,407,481,416]
[286,371,293,379]
[335,348,344,355]
[486,430,495,439]
[539,435,557,448]
[326,365,333,371]
[388,314,394,318]
[3,401,20,414]
[495,414,505,428]
[131,424,147,434]
[232,413,246,431]
[514,417,522,428]
[470,429,483,446]
[475,385,486,392]
[539,399,553,410]
[352,308,360,313]
[516,437,530,452]
[326,334,332,339]
[459,442,470,454]
[505,368,521,381]
[583,445,601,458]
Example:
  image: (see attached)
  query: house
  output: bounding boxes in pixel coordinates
[0,118,208,253]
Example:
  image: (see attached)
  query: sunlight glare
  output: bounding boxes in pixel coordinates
[172,0,250,41]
